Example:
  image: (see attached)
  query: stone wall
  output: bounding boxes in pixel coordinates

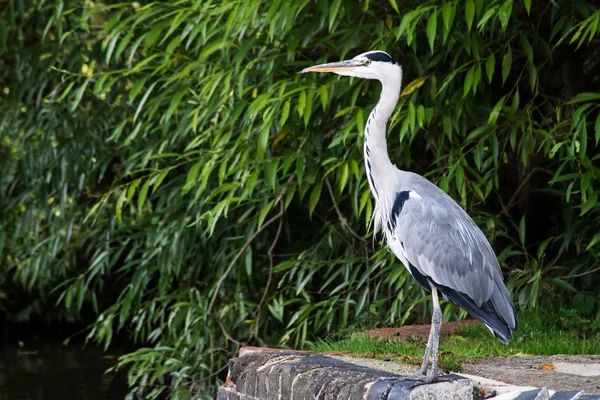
[217,348,474,400]
[217,348,598,400]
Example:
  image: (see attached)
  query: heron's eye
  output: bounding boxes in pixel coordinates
[364,59,372,66]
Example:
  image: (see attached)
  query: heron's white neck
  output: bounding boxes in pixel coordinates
[364,70,402,201]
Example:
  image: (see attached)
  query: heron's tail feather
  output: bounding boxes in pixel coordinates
[406,262,517,344]
[438,282,517,344]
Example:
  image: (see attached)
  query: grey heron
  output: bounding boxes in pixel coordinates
[301,51,517,382]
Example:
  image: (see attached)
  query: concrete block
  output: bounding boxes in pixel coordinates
[408,377,474,400]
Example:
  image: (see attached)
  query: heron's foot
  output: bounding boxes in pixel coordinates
[406,373,456,389]
[401,372,437,383]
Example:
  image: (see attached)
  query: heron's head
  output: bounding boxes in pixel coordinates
[300,50,401,82]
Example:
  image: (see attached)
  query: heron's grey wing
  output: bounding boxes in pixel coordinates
[387,175,516,340]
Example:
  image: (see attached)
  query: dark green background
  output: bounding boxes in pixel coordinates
[1,0,599,397]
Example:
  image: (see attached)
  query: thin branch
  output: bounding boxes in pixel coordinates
[496,167,554,262]
[560,263,600,280]
[208,313,241,346]
[496,193,530,263]
[207,202,285,315]
[501,167,548,217]
[255,198,285,322]
[325,179,366,242]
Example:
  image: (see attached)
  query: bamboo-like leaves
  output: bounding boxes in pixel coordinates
[3,1,600,398]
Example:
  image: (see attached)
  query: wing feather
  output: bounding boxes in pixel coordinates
[384,172,516,334]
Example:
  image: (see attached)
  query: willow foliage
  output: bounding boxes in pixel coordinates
[1,0,600,398]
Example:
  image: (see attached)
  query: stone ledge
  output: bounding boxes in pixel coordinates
[218,348,473,400]
[217,348,599,400]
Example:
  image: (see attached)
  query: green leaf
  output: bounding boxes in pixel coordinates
[319,86,328,110]
[152,169,169,194]
[416,105,425,127]
[165,88,187,121]
[127,178,141,202]
[264,160,278,190]
[567,92,600,104]
[388,0,399,14]
[488,95,506,125]
[586,232,600,251]
[192,108,199,134]
[471,182,485,201]
[303,90,312,127]
[339,163,349,193]
[426,10,438,52]
[84,201,102,223]
[351,160,359,180]
[549,142,564,159]
[297,90,306,117]
[128,77,148,103]
[595,114,600,145]
[519,214,526,246]
[70,79,89,112]
[581,191,597,215]
[455,163,464,190]
[105,35,119,65]
[485,54,495,83]
[309,181,323,217]
[56,81,75,102]
[115,31,133,61]
[356,108,364,136]
[465,0,475,32]
[280,100,290,127]
[502,48,512,85]
[329,0,342,32]
[550,278,578,293]
[477,5,499,31]
[137,180,149,212]
[92,74,109,95]
[244,247,252,276]
[296,156,305,187]
[144,23,164,49]
[332,107,353,120]
[257,121,271,160]
[359,189,370,216]
[115,189,127,223]
[441,2,455,43]
[133,81,157,123]
[184,162,201,193]
[498,0,512,31]
[463,66,474,98]
[520,35,533,64]
[257,199,275,228]
[523,0,531,15]
[472,65,482,95]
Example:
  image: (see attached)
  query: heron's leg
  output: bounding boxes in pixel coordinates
[424,283,442,383]
[419,282,439,375]
[419,314,435,375]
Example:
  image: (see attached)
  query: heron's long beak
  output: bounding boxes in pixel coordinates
[300,59,362,74]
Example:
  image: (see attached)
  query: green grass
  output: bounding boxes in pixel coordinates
[308,309,600,372]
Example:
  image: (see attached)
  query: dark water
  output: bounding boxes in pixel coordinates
[0,343,130,400]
